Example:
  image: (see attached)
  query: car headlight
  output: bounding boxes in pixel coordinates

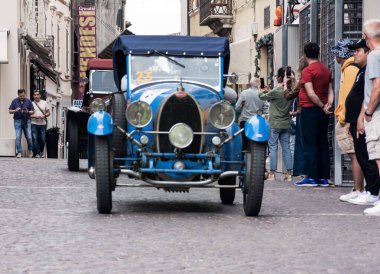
[208,101,235,129]
[126,100,152,128]
[89,98,106,113]
[169,123,193,149]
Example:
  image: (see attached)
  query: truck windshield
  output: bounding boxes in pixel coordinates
[129,55,220,89]
[90,70,118,93]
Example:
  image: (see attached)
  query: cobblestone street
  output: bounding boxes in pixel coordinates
[1,157,380,273]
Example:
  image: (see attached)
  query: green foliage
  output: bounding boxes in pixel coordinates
[254,33,274,88]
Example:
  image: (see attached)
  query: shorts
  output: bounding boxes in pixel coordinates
[364,110,380,160]
[335,122,355,154]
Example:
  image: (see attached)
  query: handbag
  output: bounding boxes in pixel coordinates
[34,101,48,124]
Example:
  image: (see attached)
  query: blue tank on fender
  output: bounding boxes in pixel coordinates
[87,111,114,135]
[244,115,270,142]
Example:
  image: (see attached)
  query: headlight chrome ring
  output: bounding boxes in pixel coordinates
[168,123,194,149]
[89,98,106,113]
[126,100,153,128]
[208,101,235,129]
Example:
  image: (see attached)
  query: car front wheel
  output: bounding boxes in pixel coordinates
[95,136,112,214]
[243,141,267,216]
[219,177,236,205]
[67,120,80,171]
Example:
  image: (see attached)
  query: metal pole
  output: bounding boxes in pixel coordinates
[334,0,343,185]
[310,0,318,42]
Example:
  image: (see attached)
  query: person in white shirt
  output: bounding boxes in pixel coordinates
[30,90,50,158]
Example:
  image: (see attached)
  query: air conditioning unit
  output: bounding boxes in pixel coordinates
[251,22,258,36]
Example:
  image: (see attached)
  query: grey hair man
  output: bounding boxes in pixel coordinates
[235,77,269,150]
[360,19,380,215]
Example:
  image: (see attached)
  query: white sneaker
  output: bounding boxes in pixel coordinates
[16,153,21,158]
[348,191,378,206]
[364,202,380,215]
[267,173,275,181]
[339,189,360,202]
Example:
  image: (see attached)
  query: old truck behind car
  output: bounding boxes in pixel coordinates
[66,58,118,171]
[86,35,270,216]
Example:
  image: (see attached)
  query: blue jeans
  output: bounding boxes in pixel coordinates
[31,124,47,156]
[14,119,33,153]
[268,128,292,171]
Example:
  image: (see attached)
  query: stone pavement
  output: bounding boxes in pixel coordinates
[0,157,380,273]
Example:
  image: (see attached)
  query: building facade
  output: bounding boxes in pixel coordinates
[0,0,72,157]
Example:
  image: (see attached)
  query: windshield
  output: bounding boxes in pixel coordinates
[129,55,220,89]
[90,70,118,93]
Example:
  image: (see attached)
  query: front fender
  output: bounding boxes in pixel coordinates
[87,111,114,135]
[245,115,270,142]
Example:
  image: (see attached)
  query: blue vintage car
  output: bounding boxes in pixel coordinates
[87,35,270,216]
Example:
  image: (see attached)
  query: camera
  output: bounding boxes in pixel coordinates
[286,66,292,77]
[260,77,265,89]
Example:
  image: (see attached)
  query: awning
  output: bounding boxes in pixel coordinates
[31,58,59,84]
[228,38,252,84]
[0,29,9,64]
[23,34,53,66]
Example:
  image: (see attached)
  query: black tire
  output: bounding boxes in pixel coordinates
[67,120,80,171]
[95,136,112,214]
[111,93,126,158]
[243,141,267,216]
[219,177,236,204]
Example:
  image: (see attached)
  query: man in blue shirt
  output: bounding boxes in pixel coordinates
[8,89,34,158]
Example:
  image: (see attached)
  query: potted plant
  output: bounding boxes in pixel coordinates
[46,126,61,158]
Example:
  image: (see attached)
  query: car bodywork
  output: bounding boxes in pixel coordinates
[87,35,270,216]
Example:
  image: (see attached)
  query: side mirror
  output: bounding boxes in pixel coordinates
[224,72,239,84]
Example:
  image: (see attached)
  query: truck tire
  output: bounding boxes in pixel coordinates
[67,120,80,171]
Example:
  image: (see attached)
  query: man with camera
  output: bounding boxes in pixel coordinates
[259,68,293,182]
[8,89,35,158]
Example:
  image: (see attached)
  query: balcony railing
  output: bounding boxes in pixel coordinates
[199,0,233,26]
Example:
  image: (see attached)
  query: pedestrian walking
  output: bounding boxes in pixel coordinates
[8,89,34,158]
[235,77,268,150]
[331,39,365,199]
[31,90,50,158]
[360,19,380,215]
[294,42,334,187]
[259,67,293,182]
[339,38,380,206]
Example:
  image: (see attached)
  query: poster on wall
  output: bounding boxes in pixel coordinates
[78,5,96,99]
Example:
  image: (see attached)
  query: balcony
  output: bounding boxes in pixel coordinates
[199,0,233,37]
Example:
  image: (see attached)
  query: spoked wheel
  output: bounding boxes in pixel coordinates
[219,177,236,205]
[111,93,126,158]
[67,121,80,171]
[243,141,267,216]
[95,136,113,214]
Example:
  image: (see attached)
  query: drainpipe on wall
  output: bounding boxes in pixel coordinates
[310,0,318,43]
[334,0,344,185]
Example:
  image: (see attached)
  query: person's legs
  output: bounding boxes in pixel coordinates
[293,113,306,176]
[268,128,280,175]
[14,120,23,154]
[300,107,319,179]
[31,124,40,156]
[22,120,33,152]
[279,129,292,171]
[348,153,364,191]
[40,125,47,155]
